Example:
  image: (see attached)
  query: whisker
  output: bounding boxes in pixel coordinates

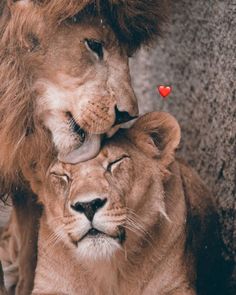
[126,215,153,240]
[123,209,155,247]
[124,220,148,239]
[44,225,65,250]
[123,223,154,248]
[126,209,154,239]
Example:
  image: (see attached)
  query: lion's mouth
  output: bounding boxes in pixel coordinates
[58,110,136,164]
[58,112,102,164]
[75,227,126,245]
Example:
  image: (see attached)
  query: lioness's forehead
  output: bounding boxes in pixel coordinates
[59,141,126,175]
[49,136,131,178]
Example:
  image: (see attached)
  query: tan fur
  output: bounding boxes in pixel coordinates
[0,1,168,293]
[22,112,216,295]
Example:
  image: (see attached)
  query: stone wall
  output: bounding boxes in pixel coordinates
[130,0,235,282]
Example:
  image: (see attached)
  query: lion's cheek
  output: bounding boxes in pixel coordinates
[73,96,116,134]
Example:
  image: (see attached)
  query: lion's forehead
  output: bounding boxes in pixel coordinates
[70,143,128,169]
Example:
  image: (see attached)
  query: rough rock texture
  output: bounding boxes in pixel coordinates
[130,0,235,284]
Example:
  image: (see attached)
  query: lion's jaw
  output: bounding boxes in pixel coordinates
[34,18,138,164]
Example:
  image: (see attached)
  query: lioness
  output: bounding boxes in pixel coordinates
[19,112,221,295]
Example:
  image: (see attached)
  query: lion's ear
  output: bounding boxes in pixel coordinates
[128,112,181,166]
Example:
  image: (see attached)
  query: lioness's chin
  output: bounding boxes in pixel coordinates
[75,235,121,261]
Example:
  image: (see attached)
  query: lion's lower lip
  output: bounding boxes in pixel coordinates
[76,227,126,245]
[58,112,103,164]
[58,133,101,164]
[79,228,105,241]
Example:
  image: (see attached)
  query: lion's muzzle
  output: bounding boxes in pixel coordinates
[59,104,138,164]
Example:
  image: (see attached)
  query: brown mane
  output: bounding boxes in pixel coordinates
[0,0,168,195]
[0,2,169,293]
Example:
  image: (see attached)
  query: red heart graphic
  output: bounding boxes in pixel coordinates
[157,85,172,98]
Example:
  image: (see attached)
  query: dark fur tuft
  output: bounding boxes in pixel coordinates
[41,0,169,51]
[96,0,169,51]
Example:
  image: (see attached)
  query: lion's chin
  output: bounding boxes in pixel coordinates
[58,134,101,164]
[74,234,121,261]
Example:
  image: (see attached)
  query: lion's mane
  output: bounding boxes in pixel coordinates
[0,0,168,195]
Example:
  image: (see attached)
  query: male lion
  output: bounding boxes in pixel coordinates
[8,112,224,295]
[0,0,167,293]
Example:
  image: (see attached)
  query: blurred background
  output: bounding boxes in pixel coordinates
[130,0,235,287]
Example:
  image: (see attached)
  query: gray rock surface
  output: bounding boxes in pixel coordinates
[130,0,235,276]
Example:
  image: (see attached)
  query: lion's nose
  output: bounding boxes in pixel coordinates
[114,105,137,126]
[71,198,107,221]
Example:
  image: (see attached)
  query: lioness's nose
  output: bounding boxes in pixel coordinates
[71,198,107,221]
[114,105,137,126]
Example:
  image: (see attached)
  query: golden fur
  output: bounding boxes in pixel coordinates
[0,1,168,293]
[19,112,219,295]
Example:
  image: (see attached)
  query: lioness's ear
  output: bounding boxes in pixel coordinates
[128,112,181,166]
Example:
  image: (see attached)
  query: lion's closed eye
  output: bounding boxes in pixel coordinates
[50,173,70,184]
[49,172,71,195]
[107,155,130,174]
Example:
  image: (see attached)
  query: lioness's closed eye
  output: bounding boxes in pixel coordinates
[31,112,219,295]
